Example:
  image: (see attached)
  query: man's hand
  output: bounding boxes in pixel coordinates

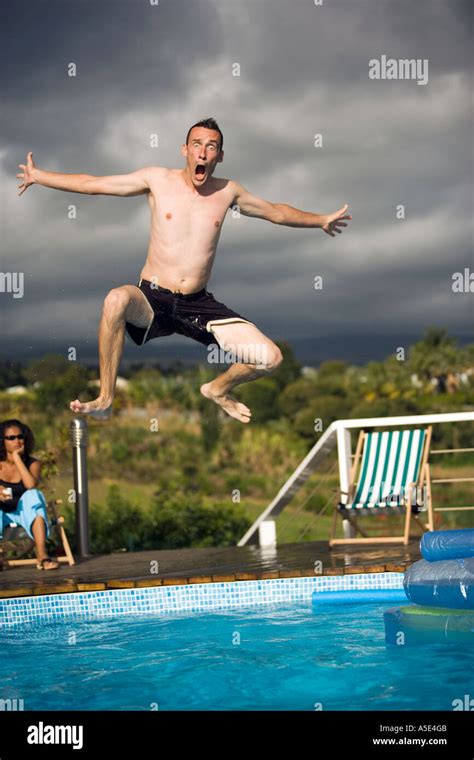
[17,151,36,196]
[321,204,352,237]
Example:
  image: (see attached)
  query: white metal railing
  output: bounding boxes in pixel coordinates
[238,411,474,546]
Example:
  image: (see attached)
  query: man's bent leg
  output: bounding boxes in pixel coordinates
[200,321,283,423]
[70,285,154,419]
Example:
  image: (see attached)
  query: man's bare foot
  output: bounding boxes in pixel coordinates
[200,382,251,423]
[70,397,113,421]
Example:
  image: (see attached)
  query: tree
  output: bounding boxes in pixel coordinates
[0,359,26,390]
[408,328,460,394]
[314,360,349,397]
[278,377,318,417]
[293,396,351,439]
[199,392,221,451]
[269,341,301,389]
[127,367,163,405]
[237,378,280,423]
[25,354,89,411]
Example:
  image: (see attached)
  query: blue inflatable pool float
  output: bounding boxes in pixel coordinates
[421,528,474,562]
[384,529,474,643]
[404,557,474,610]
[312,588,408,606]
[384,605,474,645]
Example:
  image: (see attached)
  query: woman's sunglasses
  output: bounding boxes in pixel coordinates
[4,434,25,441]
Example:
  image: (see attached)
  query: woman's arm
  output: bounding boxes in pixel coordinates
[12,449,41,489]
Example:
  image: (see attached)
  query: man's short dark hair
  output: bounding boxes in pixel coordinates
[186,118,223,151]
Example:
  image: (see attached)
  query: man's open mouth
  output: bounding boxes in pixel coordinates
[195,164,207,178]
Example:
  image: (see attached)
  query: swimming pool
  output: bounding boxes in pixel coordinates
[1,596,473,711]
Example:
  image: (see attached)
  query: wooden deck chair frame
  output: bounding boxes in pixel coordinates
[330,426,434,547]
[0,498,75,568]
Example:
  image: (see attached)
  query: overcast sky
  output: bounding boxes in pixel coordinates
[1,0,472,366]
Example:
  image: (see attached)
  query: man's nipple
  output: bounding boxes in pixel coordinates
[166,213,172,220]
[214,221,220,227]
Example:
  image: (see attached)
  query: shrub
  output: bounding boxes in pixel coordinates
[84,484,250,553]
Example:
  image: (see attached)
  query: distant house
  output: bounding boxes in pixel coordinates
[413,368,474,394]
[459,368,473,384]
[88,376,129,391]
[5,385,28,395]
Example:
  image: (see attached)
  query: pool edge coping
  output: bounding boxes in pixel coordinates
[0,563,411,600]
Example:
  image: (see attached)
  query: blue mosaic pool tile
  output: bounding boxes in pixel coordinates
[0,572,403,627]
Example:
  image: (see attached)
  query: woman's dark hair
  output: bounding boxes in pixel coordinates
[0,419,35,462]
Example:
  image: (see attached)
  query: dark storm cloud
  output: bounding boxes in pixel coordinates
[216,0,471,89]
[2,0,223,158]
[0,0,472,362]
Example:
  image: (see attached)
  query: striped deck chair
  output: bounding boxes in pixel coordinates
[330,426,434,546]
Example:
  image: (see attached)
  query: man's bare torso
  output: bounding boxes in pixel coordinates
[140,168,236,294]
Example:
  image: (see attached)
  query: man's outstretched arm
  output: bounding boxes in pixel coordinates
[17,152,153,197]
[231,181,352,237]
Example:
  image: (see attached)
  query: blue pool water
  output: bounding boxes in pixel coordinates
[1,601,473,710]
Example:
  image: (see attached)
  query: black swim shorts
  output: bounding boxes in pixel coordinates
[125,278,255,347]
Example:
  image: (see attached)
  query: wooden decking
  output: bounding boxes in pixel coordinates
[0,540,421,599]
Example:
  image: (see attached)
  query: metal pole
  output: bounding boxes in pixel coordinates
[337,426,356,539]
[69,418,90,558]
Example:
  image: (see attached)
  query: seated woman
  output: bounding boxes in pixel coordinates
[0,418,59,570]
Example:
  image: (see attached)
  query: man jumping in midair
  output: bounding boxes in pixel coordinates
[17,118,351,423]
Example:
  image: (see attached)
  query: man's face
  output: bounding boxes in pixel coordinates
[182,127,223,187]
